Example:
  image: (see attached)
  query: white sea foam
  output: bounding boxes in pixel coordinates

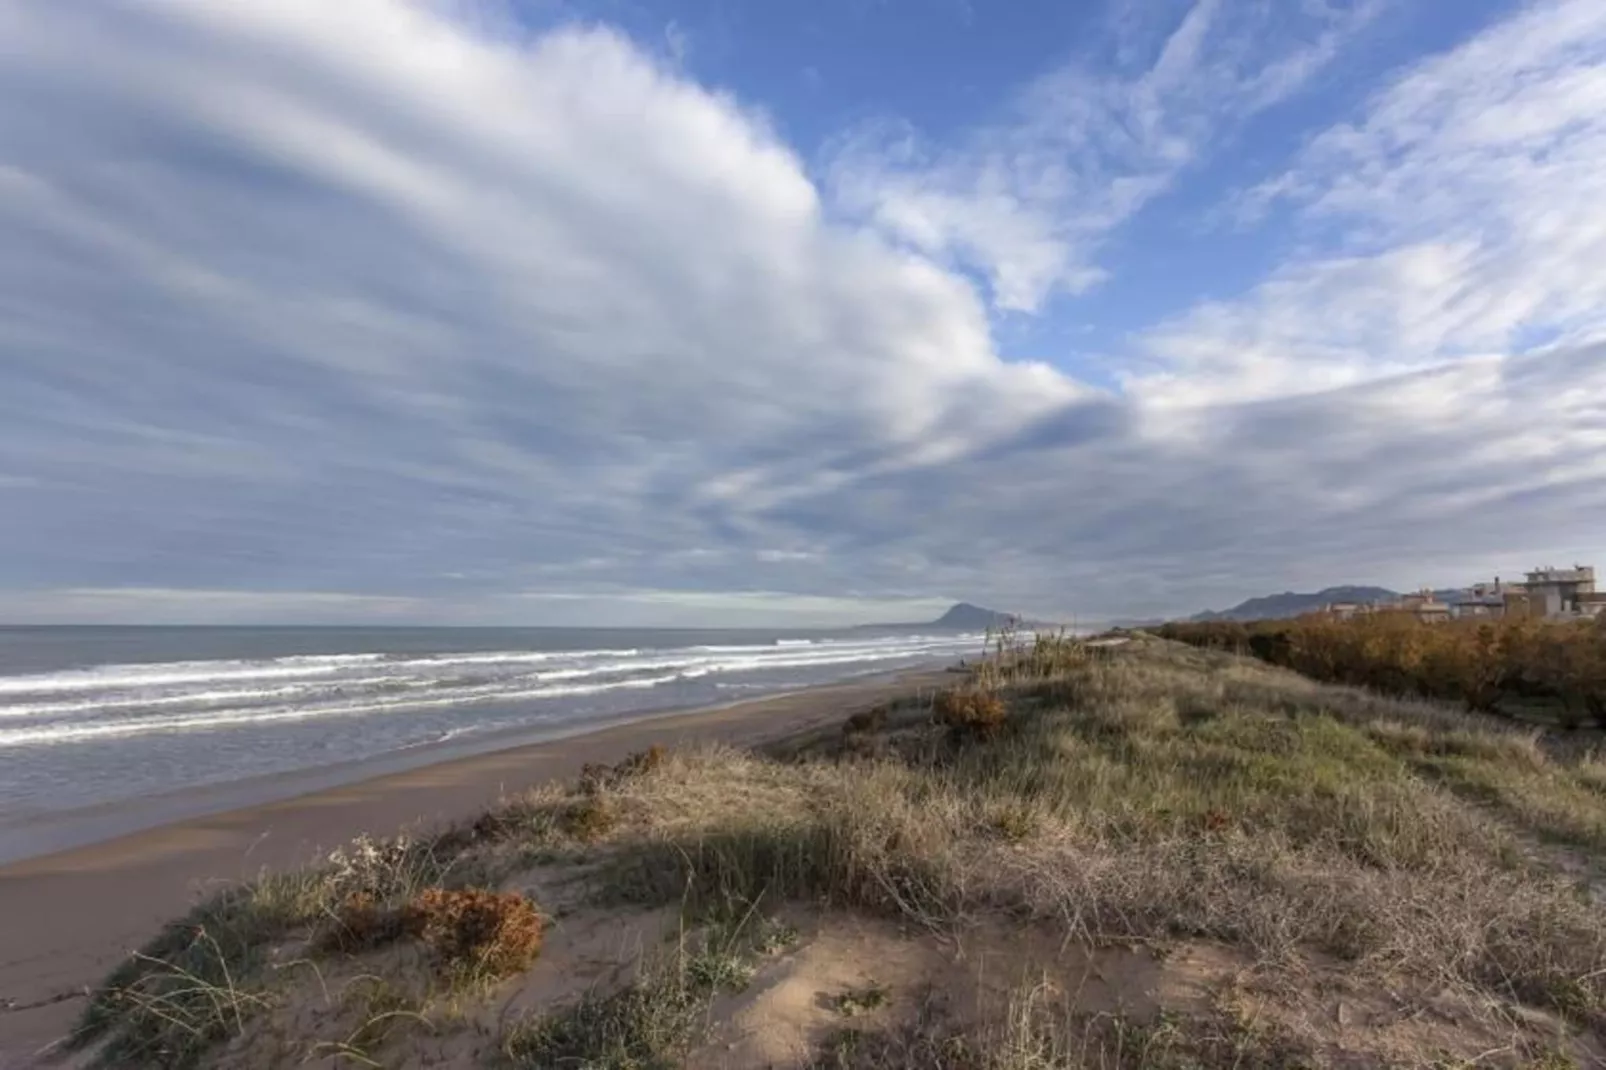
[0,672,693,746]
[0,633,985,750]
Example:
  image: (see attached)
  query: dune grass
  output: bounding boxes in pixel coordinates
[71,634,1606,1067]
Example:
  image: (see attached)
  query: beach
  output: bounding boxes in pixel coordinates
[0,670,944,1065]
[0,626,984,864]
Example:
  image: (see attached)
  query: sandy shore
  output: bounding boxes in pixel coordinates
[0,671,943,1064]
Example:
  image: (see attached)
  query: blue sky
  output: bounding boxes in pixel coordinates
[1,0,1604,626]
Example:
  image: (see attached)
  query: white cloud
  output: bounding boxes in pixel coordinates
[1138,0,1606,406]
[0,0,1602,625]
[826,0,1385,312]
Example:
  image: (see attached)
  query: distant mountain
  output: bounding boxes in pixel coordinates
[856,602,1051,632]
[931,602,1025,630]
[1190,586,1400,622]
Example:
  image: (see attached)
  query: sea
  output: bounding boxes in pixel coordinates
[0,625,984,863]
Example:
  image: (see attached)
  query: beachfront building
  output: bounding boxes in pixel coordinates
[1451,578,1524,620]
[1402,589,1452,623]
[1375,588,1452,623]
[1524,565,1597,618]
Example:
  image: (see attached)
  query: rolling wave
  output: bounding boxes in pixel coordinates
[0,633,982,749]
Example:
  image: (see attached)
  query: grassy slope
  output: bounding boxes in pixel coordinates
[70,637,1606,1068]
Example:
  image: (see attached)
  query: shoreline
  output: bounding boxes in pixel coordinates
[0,669,945,1063]
[0,668,924,868]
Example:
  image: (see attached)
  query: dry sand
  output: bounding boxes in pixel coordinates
[0,672,944,1065]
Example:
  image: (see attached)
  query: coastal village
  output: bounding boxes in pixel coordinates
[1323,564,1603,623]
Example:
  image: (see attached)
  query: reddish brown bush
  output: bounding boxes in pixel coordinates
[934,688,1009,740]
[401,888,544,979]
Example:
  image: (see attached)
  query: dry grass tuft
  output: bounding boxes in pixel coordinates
[315,890,406,954]
[401,887,544,981]
[843,704,890,737]
[561,794,621,842]
[580,744,669,794]
[935,687,1009,741]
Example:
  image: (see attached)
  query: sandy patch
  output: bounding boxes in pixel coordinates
[691,912,1183,1069]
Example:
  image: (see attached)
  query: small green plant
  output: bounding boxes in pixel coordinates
[753,917,801,956]
[832,982,889,1017]
[70,925,270,1069]
[502,917,763,1069]
[686,947,755,991]
[989,801,1039,842]
[502,972,702,1070]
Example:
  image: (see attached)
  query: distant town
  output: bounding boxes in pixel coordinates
[1323,565,1602,623]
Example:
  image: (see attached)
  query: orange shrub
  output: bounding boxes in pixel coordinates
[402,888,544,979]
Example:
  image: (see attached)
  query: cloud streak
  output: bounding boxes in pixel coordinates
[825,0,1385,312]
[0,0,1602,625]
[1139,0,1606,404]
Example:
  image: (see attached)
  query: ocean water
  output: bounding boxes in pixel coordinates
[0,625,981,840]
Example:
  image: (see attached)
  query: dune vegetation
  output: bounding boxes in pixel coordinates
[67,634,1606,1068]
[1158,615,1606,728]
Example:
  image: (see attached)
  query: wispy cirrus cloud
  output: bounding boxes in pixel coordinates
[825,0,1386,312]
[1136,0,1606,406]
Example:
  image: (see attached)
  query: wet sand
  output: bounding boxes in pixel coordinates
[0,671,943,1065]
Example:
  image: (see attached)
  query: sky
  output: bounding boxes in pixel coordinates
[1,0,1604,627]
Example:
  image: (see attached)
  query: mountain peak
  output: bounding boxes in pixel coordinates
[933,602,1027,629]
[1191,585,1399,622]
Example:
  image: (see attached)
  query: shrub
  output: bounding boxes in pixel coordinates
[561,795,620,842]
[401,888,544,980]
[1159,615,1606,727]
[616,744,667,778]
[842,704,889,736]
[580,745,668,793]
[934,687,1008,740]
[317,890,405,954]
[322,833,418,899]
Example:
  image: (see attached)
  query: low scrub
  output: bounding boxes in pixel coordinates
[580,744,667,794]
[317,889,406,953]
[934,687,1008,740]
[842,704,889,737]
[1159,614,1606,727]
[401,887,544,980]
